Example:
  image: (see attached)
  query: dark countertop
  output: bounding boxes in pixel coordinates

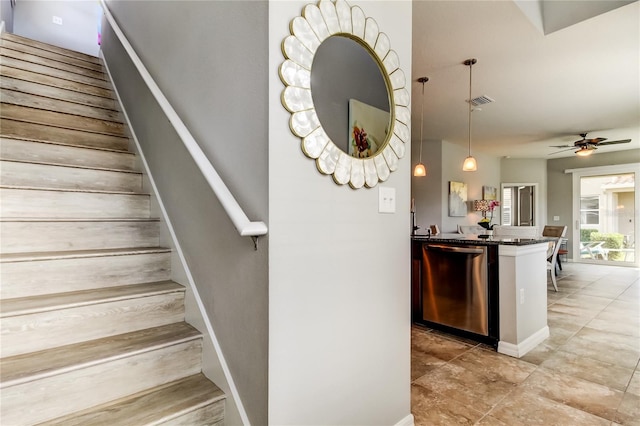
[411,233,552,246]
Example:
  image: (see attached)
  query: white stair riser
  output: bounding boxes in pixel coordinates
[1,340,202,425]
[1,221,160,253]
[0,138,136,170]
[0,188,150,218]
[1,251,171,299]
[1,161,142,192]
[1,292,185,358]
[0,119,129,150]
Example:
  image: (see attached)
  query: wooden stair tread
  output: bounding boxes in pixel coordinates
[1,87,121,121]
[0,159,141,192]
[0,135,132,155]
[0,118,130,151]
[0,217,160,223]
[0,246,170,263]
[0,46,107,82]
[0,38,103,73]
[0,78,118,112]
[0,158,142,175]
[40,374,224,426]
[0,280,184,317]
[1,103,125,137]
[0,184,146,195]
[1,32,100,65]
[0,54,111,90]
[1,64,115,99]
[1,187,151,219]
[0,322,200,388]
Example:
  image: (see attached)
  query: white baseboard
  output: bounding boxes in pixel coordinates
[394,413,415,426]
[498,326,549,358]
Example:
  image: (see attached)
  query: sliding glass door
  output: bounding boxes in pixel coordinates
[572,165,639,266]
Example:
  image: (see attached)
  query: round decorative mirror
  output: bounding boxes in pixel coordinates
[279,0,410,188]
[311,35,390,156]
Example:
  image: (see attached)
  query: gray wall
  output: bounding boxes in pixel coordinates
[412,139,501,233]
[547,148,640,257]
[13,0,100,56]
[1,0,14,33]
[101,1,269,424]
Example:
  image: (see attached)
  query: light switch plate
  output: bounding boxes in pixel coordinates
[378,186,396,213]
[553,216,560,221]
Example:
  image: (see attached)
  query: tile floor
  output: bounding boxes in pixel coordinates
[411,262,640,425]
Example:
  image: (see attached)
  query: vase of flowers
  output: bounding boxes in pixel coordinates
[478,200,500,234]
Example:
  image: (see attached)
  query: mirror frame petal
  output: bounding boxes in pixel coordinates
[279,0,409,189]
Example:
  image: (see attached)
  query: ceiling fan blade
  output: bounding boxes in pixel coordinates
[549,145,572,148]
[548,147,577,155]
[598,139,631,146]
[584,137,607,144]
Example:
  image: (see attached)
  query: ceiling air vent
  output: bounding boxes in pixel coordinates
[468,95,495,106]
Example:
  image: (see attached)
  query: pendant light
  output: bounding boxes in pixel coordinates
[462,58,478,172]
[413,77,429,177]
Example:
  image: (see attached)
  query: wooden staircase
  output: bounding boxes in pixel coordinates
[0,32,226,425]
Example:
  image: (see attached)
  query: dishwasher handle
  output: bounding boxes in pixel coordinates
[424,244,484,255]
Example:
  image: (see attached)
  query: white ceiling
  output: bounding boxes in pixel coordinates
[411,0,640,159]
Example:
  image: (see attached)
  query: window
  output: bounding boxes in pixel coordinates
[580,196,599,225]
[502,187,512,225]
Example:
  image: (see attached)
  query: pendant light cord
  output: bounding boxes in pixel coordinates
[419,79,425,163]
[468,61,473,157]
[414,77,429,177]
[462,59,477,171]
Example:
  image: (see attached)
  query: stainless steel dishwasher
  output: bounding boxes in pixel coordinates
[421,244,489,336]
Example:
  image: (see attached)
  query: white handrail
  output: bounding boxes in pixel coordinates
[99,0,267,240]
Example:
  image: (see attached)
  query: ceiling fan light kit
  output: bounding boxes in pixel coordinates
[575,146,595,156]
[414,77,429,177]
[462,58,478,172]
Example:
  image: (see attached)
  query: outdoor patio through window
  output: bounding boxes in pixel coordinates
[580,173,635,264]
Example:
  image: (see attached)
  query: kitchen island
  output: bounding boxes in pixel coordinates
[411,234,551,358]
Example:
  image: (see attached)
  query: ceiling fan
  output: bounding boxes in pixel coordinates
[549,133,631,156]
